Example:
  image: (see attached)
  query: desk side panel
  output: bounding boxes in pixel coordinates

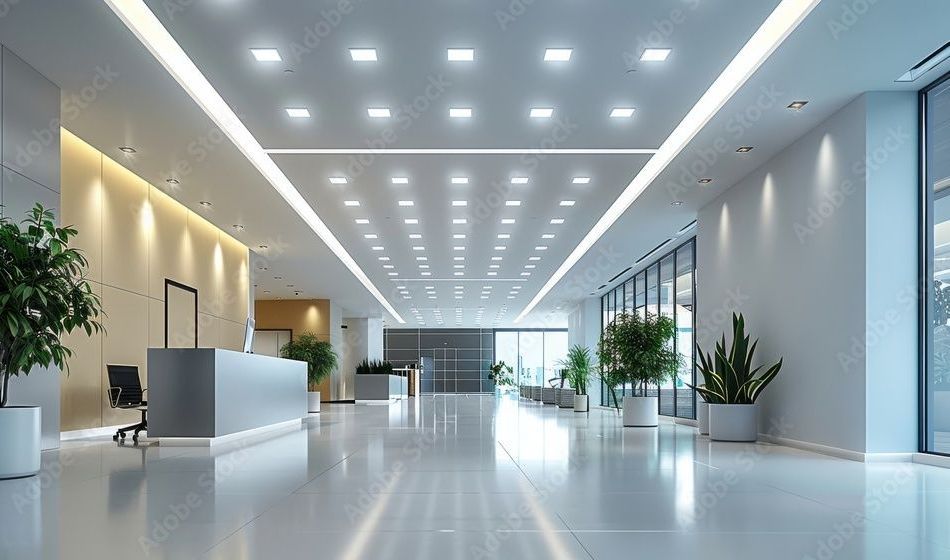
[213,350,307,437]
[147,348,217,437]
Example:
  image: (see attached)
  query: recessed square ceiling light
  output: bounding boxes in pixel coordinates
[418,264,429,269]
[449,107,472,118]
[489,264,500,269]
[510,177,529,184]
[497,234,510,239]
[416,256,428,261]
[367,107,391,118]
[412,246,425,251]
[372,246,384,251]
[520,272,531,276]
[454,272,464,276]
[787,100,808,110]
[378,256,389,260]
[550,218,565,224]
[398,200,414,206]
[541,233,555,239]
[736,146,754,153]
[543,48,573,62]
[453,265,465,269]
[328,176,348,184]
[285,108,311,118]
[455,296,463,299]
[388,272,399,276]
[344,200,360,207]
[355,219,369,224]
[409,233,422,239]
[535,246,548,250]
[452,200,467,206]
[529,107,554,118]
[487,272,498,276]
[451,177,469,184]
[525,265,536,269]
[507,296,516,299]
[494,246,507,251]
[481,295,489,299]
[447,48,475,61]
[505,200,521,206]
[454,256,464,261]
[529,256,541,261]
[501,218,516,225]
[453,246,465,251]
[383,265,394,269]
[640,48,671,62]
[391,177,409,184]
[250,48,281,62]
[421,272,432,276]
[572,177,590,184]
[404,218,419,224]
[609,107,636,118]
[491,256,503,261]
[559,200,576,206]
[453,234,466,239]
[349,48,378,62]
[453,218,467,224]
[364,234,378,239]
[697,178,713,184]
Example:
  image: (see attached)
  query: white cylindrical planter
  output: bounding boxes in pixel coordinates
[559,388,575,408]
[308,391,321,413]
[622,396,658,427]
[709,404,759,442]
[574,394,589,413]
[697,400,710,435]
[0,406,41,479]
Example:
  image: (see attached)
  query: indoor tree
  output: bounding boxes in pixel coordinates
[0,204,103,407]
[488,360,514,387]
[597,312,682,406]
[280,333,338,391]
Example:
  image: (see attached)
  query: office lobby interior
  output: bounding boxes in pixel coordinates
[0,1,949,558]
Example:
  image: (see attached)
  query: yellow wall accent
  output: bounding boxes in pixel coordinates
[59,129,250,431]
[254,299,333,399]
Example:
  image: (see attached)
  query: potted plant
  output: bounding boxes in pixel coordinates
[280,333,338,413]
[560,345,594,412]
[488,361,514,392]
[690,313,783,442]
[599,312,681,427]
[0,205,103,479]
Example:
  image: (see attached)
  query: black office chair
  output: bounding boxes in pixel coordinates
[106,364,147,443]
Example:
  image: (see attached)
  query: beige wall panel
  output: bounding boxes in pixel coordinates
[198,312,220,349]
[60,130,102,283]
[188,212,223,317]
[254,299,331,338]
[100,285,149,427]
[101,156,148,295]
[219,319,247,352]
[148,186,191,300]
[60,281,103,431]
[219,232,249,323]
[148,298,164,350]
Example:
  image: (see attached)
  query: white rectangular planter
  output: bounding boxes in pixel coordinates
[308,391,321,413]
[622,396,658,427]
[709,404,759,442]
[541,387,557,405]
[0,406,41,479]
[697,400,710,435]
[574,394,589,413]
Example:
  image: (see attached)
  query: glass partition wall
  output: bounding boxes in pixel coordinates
[600,238,696,419]
[494,329,569,387]
[923,72,950,455]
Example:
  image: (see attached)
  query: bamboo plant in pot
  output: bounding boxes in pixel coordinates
[598,312,681,427]
[280,333,338,413]
[560,345,594,412]
[689,313,783,442]
[0,205,103,478]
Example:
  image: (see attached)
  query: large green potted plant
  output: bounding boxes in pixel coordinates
[598,312,681,427]
[0,205,103,478]
[689,313,783,442]
[488,361,514,392]
[560,345,594,412]
[280,333,337,413]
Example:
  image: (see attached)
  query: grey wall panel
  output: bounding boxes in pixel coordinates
[1,47,60,192]
[385,328,494,394]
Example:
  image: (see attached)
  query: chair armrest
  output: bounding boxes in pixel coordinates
[106,387,122,408]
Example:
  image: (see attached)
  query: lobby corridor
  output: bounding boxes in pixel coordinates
[2,395,949,559]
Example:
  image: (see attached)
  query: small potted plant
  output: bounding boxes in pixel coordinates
[280,333,338,413]
[599,312,681,427]
[488,361,514,393]
[0,205,103,479]
[560,345,594,412]
[690,313,783,442]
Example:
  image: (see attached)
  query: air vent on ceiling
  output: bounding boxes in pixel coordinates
[897,41,950,82]
[608,267,633,284]
[597,284,607,290]
[677,220,698,236]
[635,238,674,265]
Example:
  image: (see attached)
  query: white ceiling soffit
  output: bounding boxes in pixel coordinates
[103,0,406,324]
[514,0,821,322]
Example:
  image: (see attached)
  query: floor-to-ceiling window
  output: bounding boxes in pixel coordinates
[923,72,950,455]
[600,238,697,419]
[494,329,569,387]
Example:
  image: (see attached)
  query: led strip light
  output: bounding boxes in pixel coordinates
[515,0,821,323]
[104,0,405,324]
[265,148,658,155]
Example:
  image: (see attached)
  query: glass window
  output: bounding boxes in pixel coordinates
[635,272,646,317]
[646,264,659,315]
[659,254,676,416]
[519,331,544,386]
[624,279,635,313]
[924,73,950,455]
[675,242,696,419]
[544,331,569,384]
[495,331,519,385]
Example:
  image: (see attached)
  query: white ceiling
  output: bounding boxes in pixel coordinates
[0,1,947,327]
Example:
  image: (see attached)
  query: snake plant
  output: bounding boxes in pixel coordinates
[690,313,782,405]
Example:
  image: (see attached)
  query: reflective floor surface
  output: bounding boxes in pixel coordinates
[2,394,950,559]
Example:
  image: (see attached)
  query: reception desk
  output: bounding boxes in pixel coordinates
[147,348,307,443]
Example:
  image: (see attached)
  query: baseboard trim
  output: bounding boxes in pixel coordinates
[913,453,950,468]
[61,425,125,441]
[758,433,913,463]
[157,418,303,447]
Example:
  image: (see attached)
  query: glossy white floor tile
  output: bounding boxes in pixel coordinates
[2,394,949,559]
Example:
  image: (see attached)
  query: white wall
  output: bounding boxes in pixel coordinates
[339,317,384,400]
[696,93,918,455]
[567,297,603,405]
[328,302,343,400]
